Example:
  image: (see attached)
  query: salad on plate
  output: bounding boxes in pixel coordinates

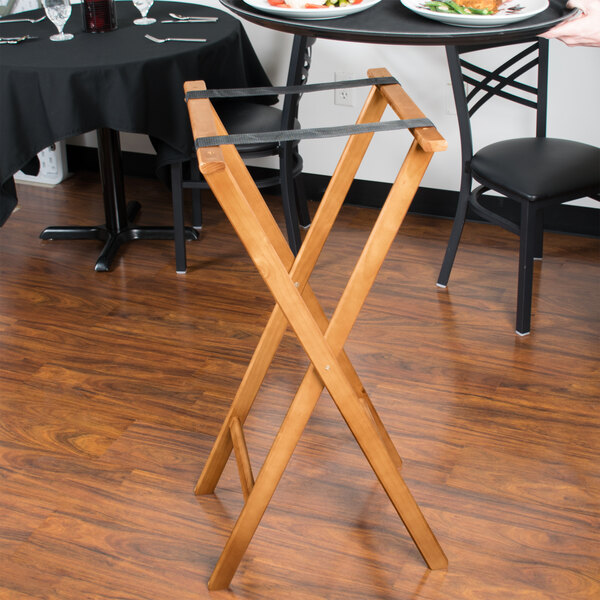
[244,0,383,20]
[267,0,363,7]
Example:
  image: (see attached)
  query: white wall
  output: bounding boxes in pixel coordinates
[70,0,600,203]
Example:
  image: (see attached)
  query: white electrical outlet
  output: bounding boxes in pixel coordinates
[14,142,70,185]
[334,72,356,107]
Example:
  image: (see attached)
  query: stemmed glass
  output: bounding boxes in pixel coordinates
[132,0,156,25]
[42,0,74,41]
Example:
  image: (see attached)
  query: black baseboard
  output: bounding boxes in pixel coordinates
[66,145,599,238]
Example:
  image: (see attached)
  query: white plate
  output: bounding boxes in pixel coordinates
[243,0,383,20]
[400,0,549,27]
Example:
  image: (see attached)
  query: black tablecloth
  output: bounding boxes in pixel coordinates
[0,1,273,226]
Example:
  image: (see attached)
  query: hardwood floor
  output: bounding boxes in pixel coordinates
[0,172,598,600]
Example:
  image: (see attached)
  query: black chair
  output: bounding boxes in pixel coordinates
[171,35,315,273]
[438,39,600,335]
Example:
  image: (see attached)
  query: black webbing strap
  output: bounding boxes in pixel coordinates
[194,119,434,149]
[187,76,434,149]
[184,76,398,101]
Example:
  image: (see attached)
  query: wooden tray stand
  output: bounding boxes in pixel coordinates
[184,68,449,590]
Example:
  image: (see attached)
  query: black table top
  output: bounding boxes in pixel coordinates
[0,1,272,226]
[220,0,574,45]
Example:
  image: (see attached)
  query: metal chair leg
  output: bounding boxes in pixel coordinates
[516,202,537,335]
[437,176,471,287]
[293,150,311,229]
[280,141,302,254]
[191,160,203,230]
[171,162,187,274]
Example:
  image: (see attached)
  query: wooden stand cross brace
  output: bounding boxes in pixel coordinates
[185,69,448,590]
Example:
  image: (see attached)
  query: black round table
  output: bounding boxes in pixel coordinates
[219,0,574,46]
[0,1,272,270]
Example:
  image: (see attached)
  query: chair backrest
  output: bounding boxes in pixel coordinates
[281,35,316,131]
[213,35,315,159]
[446,38,549,165]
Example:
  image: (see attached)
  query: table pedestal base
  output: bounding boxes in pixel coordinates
[40,201,198,272]
[39,128,197,271]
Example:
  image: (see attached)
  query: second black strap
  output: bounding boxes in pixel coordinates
[194,118,434,149]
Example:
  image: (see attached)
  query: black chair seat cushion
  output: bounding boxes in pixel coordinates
[470,138,600,203]
[216,101,300,155]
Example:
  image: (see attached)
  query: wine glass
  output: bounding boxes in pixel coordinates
[132,0,156,25]
[42,0,74,41]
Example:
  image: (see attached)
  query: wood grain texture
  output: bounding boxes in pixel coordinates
[230,416,255,501]
[0,172,598,599]
[368,68,447,153]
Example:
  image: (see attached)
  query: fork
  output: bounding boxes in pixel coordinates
[0,15,46,24]
[161,18,218,23]
[145,34,207,43]
[0,35,38,43]
[167,13,219,21]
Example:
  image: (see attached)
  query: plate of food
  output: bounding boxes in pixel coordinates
[400,0,549,27]
[243,0,383,20]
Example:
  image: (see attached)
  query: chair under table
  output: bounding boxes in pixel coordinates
[184,69,448,589]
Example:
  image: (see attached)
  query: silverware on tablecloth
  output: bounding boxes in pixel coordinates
[161,18,218,23]
[0,35,39,44]
[0,15,46,24]
[145,34,207,44]
[167,13,219,21]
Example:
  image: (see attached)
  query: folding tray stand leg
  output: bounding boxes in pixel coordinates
[184,69,449,590]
